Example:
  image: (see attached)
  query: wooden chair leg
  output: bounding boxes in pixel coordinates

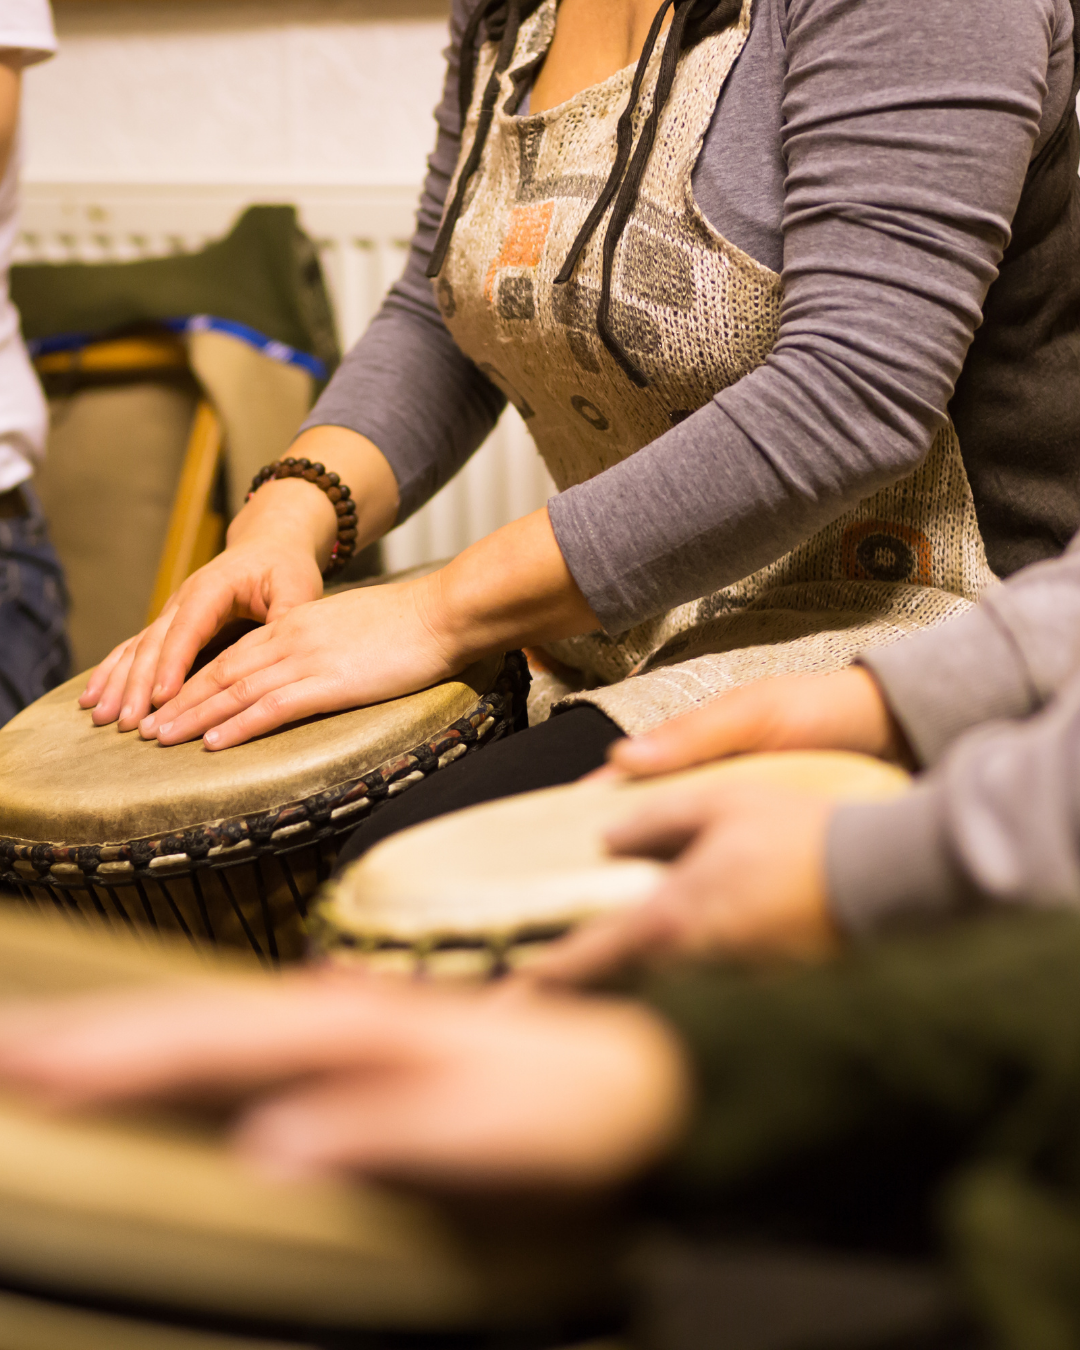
[145,400,225,625]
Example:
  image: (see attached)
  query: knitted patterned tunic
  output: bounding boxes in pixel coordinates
[432,0,993,732]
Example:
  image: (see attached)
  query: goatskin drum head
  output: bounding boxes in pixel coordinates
[0,658,503,847]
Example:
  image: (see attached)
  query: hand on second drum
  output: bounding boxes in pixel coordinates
[0,974,689,1189]
[532,782,839,984]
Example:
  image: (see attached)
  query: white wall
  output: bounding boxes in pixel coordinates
[22,0,451,186]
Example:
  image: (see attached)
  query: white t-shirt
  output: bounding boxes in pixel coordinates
[0,0,56,493]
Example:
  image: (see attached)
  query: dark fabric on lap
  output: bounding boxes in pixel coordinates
[334,704,622,873]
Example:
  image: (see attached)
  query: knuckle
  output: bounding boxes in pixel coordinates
[231,675,259,705]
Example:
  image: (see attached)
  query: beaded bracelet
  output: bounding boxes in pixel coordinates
[247,457,358,580]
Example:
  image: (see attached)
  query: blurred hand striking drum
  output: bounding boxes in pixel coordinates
[0,907,621,1349]
[316,750,912,979]
[0,640,529,965]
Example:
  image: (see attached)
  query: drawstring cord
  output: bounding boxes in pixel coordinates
[427,0,526,280]
[428,0,741,386]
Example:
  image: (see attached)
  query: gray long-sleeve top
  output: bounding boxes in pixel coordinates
[828,535,1080,933]
[304,0,1074,634]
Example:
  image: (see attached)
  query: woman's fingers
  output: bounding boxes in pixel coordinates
[198,675,350,750]
[142,583,246,716]
[89,614,174,728]
[142,622,277,738]
[604,792,714,860]
[79,635,136,709]
[153,657,304,746]
[110,607,188,730]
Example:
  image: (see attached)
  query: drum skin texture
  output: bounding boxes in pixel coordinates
[0,653,529,962]
[0,906,618,1339]
[318,751,912,978]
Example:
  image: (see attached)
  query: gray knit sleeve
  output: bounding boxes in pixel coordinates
[828,669,1080,936]
[549,0,1062,633]
[299,0,506,522]
[859,536,1080,768]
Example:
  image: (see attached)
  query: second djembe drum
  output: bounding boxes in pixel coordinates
[316,750,912,978]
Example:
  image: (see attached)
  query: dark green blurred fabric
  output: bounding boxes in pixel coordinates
[12,205,339,375]
[641,913,1080,1350]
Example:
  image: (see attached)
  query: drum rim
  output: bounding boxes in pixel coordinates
[0,654,529,892]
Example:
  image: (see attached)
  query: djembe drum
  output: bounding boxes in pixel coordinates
[0,906,621,1349]
[0,651,529,965]
[316,750,912,978]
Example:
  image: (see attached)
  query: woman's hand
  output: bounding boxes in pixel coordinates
[81,529,325,733]
[0,975,690,1189]
[532,782,839,984]
[603,666,913,781]
[130,503,598,750]
[80,427,400,733]
[139,573,463,749]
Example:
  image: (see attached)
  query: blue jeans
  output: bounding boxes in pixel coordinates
[0,485,71,729]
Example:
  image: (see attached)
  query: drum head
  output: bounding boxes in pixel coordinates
[0,657,504,847]
[320,751,912,962]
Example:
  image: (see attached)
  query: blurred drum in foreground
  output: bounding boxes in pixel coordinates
[0,905,621,1350]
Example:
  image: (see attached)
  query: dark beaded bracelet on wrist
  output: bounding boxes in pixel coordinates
[247,456,359,580]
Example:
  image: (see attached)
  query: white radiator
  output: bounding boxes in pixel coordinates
[16,183,553,573]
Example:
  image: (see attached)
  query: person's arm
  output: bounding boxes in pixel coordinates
[547,0,1061,633]
[604,528,1080,781]
[79,0,511,732]
[829,667,1080,936]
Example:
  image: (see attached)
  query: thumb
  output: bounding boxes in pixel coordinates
[263,562,324,623]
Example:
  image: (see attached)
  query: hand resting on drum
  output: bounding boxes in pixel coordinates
[0,973,689,1190]
[534,668,911,982]
[80,424,598,749]
[531,780,840,985]
[79,426,394,734]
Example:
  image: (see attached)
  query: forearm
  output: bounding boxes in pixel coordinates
[425,507,600,661]
[828,670,1080,936]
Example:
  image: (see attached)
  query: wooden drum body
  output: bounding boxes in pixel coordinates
[317,750,913,978]
[0,653,529,964]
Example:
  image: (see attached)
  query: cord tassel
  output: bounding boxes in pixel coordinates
[595,0,705,385]
[554,0,676,287]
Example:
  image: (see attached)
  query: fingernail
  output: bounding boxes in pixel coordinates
[157,721,173,737]
[204,729,219,747]
[120,706,132,723]
[152,685,164,704]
